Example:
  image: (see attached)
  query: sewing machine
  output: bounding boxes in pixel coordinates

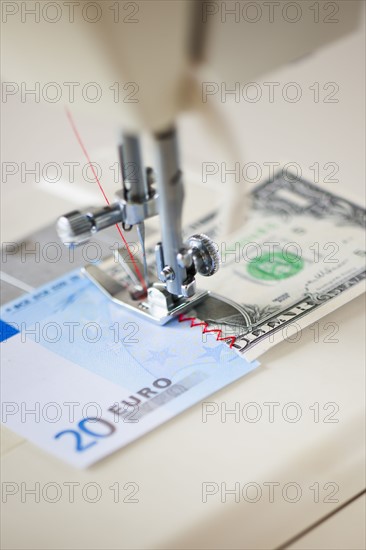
[1,2,365,550]
[31,0,359,325]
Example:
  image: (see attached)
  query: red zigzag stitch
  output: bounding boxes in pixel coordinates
[178,314,236,349]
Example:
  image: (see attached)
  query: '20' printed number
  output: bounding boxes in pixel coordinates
[54,417,116,452]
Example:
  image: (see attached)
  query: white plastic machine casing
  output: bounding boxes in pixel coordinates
[2,1,361,132]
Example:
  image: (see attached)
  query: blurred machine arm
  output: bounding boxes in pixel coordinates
[2,0,362,322]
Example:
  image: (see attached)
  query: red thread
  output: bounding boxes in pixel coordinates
[178,314,236,348]
[65,108,147,295]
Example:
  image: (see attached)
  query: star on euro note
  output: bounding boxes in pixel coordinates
[145,347,177,365]
[198,344,236,363]
[105,341,124,354]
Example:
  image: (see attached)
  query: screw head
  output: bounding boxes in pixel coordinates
[187,234,220,277]
[160,266,175,282]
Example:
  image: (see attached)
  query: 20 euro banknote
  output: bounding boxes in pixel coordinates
[0,271,258,468]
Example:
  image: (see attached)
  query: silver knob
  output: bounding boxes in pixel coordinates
[57,211,94,247]
[57,205,123,247]
[187,234,220,277]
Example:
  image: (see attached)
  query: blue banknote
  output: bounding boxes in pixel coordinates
[1,270,259,467]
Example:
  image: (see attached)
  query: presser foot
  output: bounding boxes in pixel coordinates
[82,254,209,325]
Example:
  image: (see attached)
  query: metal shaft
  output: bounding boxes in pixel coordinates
[154,128,187,296]
[119,134,149,203]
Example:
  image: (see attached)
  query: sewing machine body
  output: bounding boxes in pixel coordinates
[1,3,365,548]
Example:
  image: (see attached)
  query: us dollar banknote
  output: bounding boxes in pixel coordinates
[176,172,366,359]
